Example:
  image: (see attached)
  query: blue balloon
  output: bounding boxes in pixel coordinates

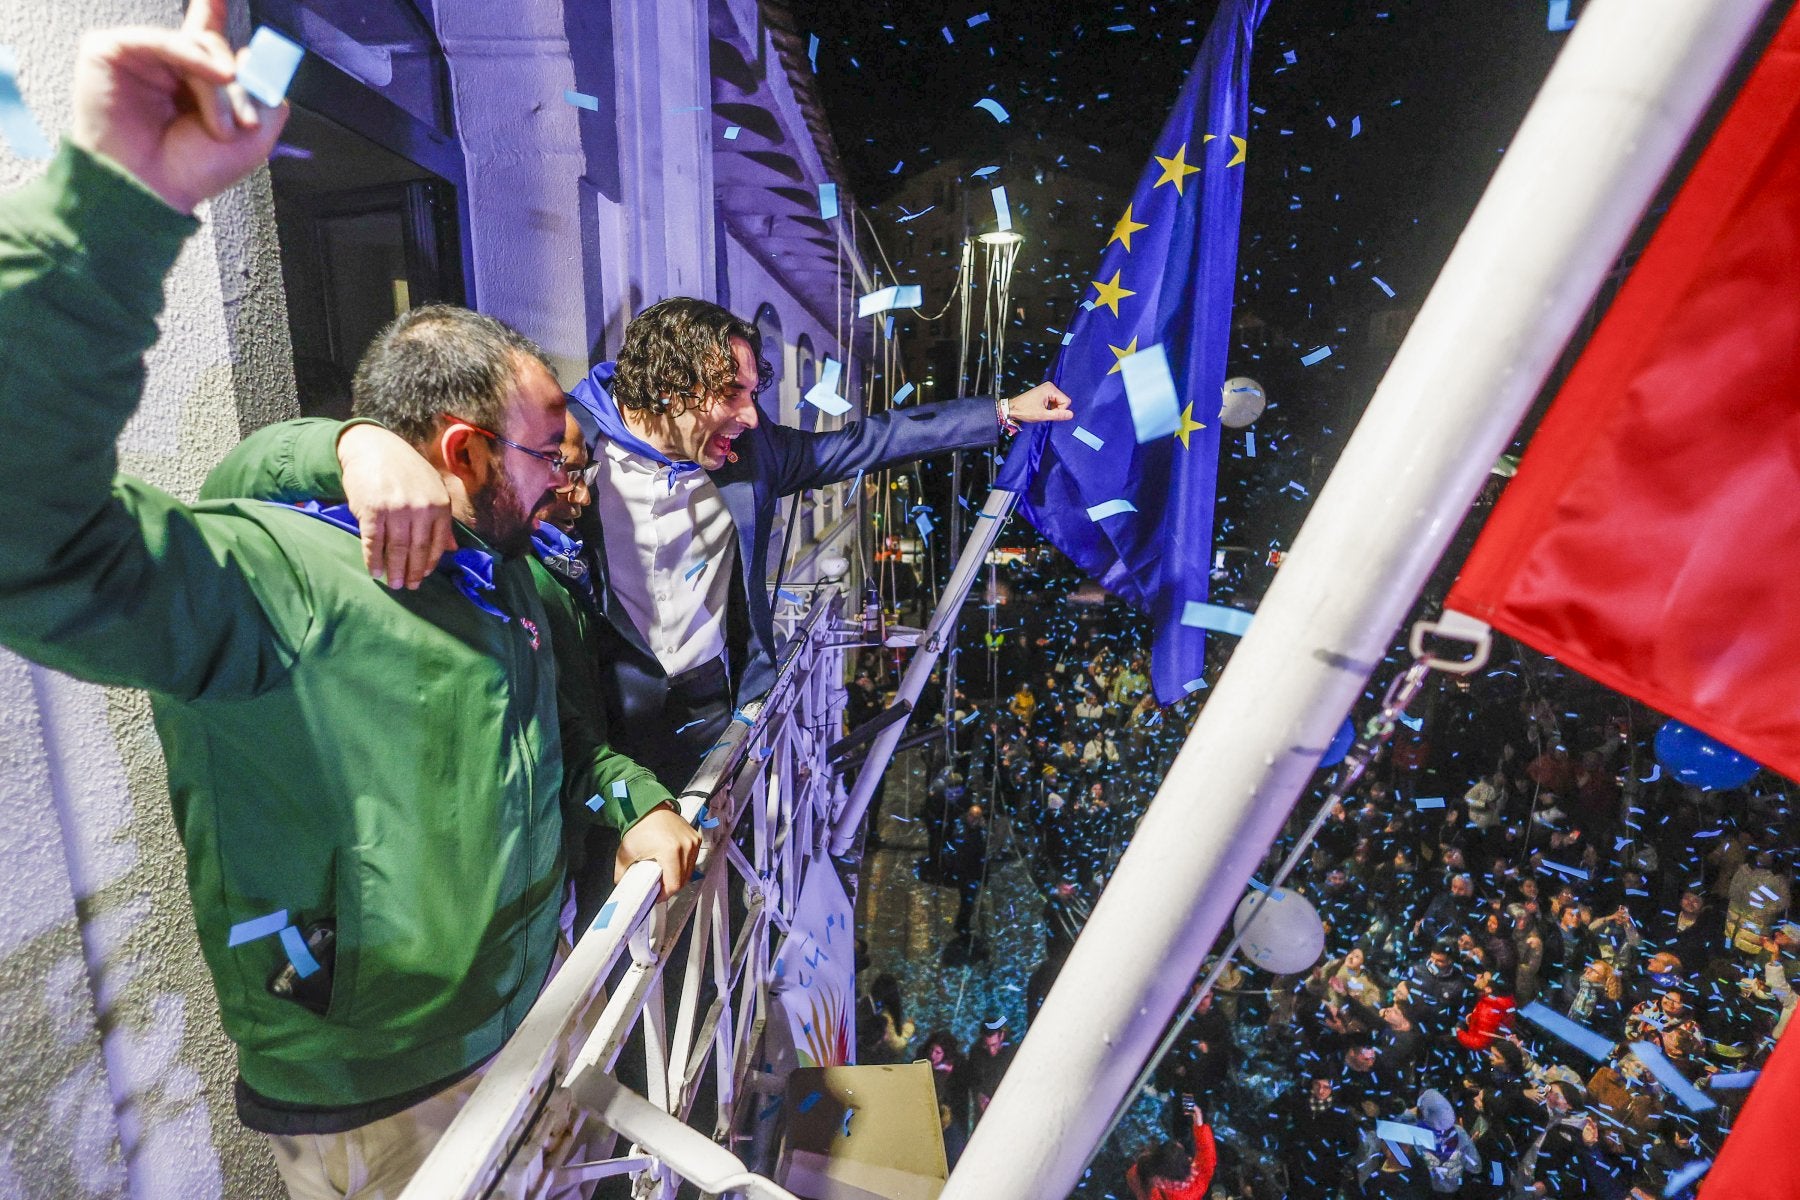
[1654,720,1760,791]
[1320,718,1356,769]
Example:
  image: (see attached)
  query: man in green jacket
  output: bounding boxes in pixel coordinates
[0,4,698,1194]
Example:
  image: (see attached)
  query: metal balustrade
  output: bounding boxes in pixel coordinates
[399,588,855,1200]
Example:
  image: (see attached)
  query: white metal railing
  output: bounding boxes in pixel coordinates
[399,588,854,1200]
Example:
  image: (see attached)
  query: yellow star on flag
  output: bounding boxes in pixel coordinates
[1174,402,1207,448]
[1153,143,1202,194]
[1226,135,1247,167]
[1106,336,1140,374]
[1107,204,1149,252]
[1089,270,1136,317]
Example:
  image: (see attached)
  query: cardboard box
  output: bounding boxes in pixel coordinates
[778,1062,948,1200]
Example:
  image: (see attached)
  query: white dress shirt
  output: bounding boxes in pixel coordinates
[590,436,736,677]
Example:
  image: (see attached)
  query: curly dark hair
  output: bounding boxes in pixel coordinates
[611,297,774,417]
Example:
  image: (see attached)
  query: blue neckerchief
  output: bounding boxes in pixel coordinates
[281,500,510,622]
[530,521,595,608]
[567,360,706,490]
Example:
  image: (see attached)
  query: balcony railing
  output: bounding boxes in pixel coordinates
[399,588,854,1200]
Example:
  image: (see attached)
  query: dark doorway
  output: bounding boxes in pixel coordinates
[255,0,467,418]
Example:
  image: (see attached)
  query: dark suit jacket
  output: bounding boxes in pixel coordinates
[566,362,999,768]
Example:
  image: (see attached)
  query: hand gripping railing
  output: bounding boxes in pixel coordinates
[400,589,849,1200]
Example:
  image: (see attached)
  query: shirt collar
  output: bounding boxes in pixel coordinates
[569,359,701,473]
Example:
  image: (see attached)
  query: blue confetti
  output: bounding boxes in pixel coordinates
[1245,431,1256,457]
[1072,426,1105,451]
[279,925,321,979]
[1413,796,1445,810]
[1350,115,1362,137]
[807,33,819,71]
[1300,345,1333,366]
[972,165,1000,178]
[1085,499,1137,521]
[973,98,1010,123]
[1181,602,1253,637]
[228,909,289,947]
[1518,1001,1614,1062]
[798,1090,822,1113]
[1547,0,1577,32]
[612,780,629,798]
[891,383,915,405]
[593,901,618,929]
[237,28,305,110]
[564,89,600,112]
[586,793,603,811]
[1663,1161,1711,1197]
[818,183,839,220]
[723,125,741,140]
[0,48,52,160]
[684,559,707,581]
[967,12,990,27]
[1119,344,1181,442]
[777,588,803,604]
[857,285,922,317]
[991,185,1012,232]
[1372,276,1395,298]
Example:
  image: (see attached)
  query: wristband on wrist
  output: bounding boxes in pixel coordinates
[997,394,1021,435]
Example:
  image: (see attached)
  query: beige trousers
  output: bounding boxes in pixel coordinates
[267,1064,491,1200]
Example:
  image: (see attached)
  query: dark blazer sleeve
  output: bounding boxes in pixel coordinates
[760,395,1000,497]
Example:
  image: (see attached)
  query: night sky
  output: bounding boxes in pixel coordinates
[788,0,1583,659]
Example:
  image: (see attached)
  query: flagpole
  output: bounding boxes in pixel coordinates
[942,1,1772,1196]
[828,486,1017,857]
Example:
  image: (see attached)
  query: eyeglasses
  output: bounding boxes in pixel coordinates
[439,413,571,476]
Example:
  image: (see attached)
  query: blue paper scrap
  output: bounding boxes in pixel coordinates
[1663,1160,1711,1197]
[238,27,305,109]
[798,1090,822,1114]
[807,33,819,71]
[279,925,321,978]
[1119,343,1181,442]
[1413,796,1446,810]
[228,909,290,947]
[1375,1121,1436,1149]
[915,512,934,536]
[1183,677,1208,694]
[891,383,915,405]
[1085,499,1137,521]
[1300,346,1333,367]
[585,793,603,811]
[777,588,803,605]
[1518,1001,1614,1062]
[857,284,923,317]
[1547,0,1577,32]
[683,559,707,581]
[1350,115,1362,137]
[1245,431,1257,457]
[723,125,741,140]
[1072,426,1105,451]
[1629,1042,1716,1112]
[967,12,990,26]
[818,183,838,220]
[1372,276,1395,298]
[564,89,600,112]
[972,165,1000,178]
[973,98,1010,123]
[0,47,52,160]
[805,357,851,416]
[1181,602,1253,637]
[1540,860,1591,881]
[991,185,1012,232]
[612,780,629,798]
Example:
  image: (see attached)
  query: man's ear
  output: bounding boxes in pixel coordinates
[437,423,489,487]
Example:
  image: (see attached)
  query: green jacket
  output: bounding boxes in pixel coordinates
[0,144,671,1109]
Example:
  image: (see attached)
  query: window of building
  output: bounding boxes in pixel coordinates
[255,0,468,418]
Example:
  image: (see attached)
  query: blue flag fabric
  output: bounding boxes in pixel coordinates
[997,0,1268,703]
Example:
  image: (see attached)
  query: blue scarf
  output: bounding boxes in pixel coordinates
[567,360,705,489]
[280,501,510,622]
[530,521,595,608]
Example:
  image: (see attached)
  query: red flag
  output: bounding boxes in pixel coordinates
[1446,8,1800,783]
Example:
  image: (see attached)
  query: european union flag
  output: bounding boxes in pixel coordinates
[997,0,1268,703]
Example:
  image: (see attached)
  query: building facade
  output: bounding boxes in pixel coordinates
[0,0,879,1193]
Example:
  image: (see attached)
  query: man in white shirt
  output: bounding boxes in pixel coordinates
[562,297,1074,804]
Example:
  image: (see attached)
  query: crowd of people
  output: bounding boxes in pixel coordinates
[856,592,1795,1199]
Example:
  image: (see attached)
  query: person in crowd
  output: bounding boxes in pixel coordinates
[0,10,699,1195]
[1517,1080,1604,1198]
[1126,1096,1216,1200]
[1282,1076,1358,1200]
[1652,888,1726,973]
[920,1030,971,1164]
[1455,970,1517,1052]
[943,802,991,964]
[964,1017,1017,1119]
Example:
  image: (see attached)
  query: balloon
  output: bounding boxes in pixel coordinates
[1320,718,1356,768]
[1232,886,1325,975]
[1653,720,1760,791]
[1218,377,1266,428]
